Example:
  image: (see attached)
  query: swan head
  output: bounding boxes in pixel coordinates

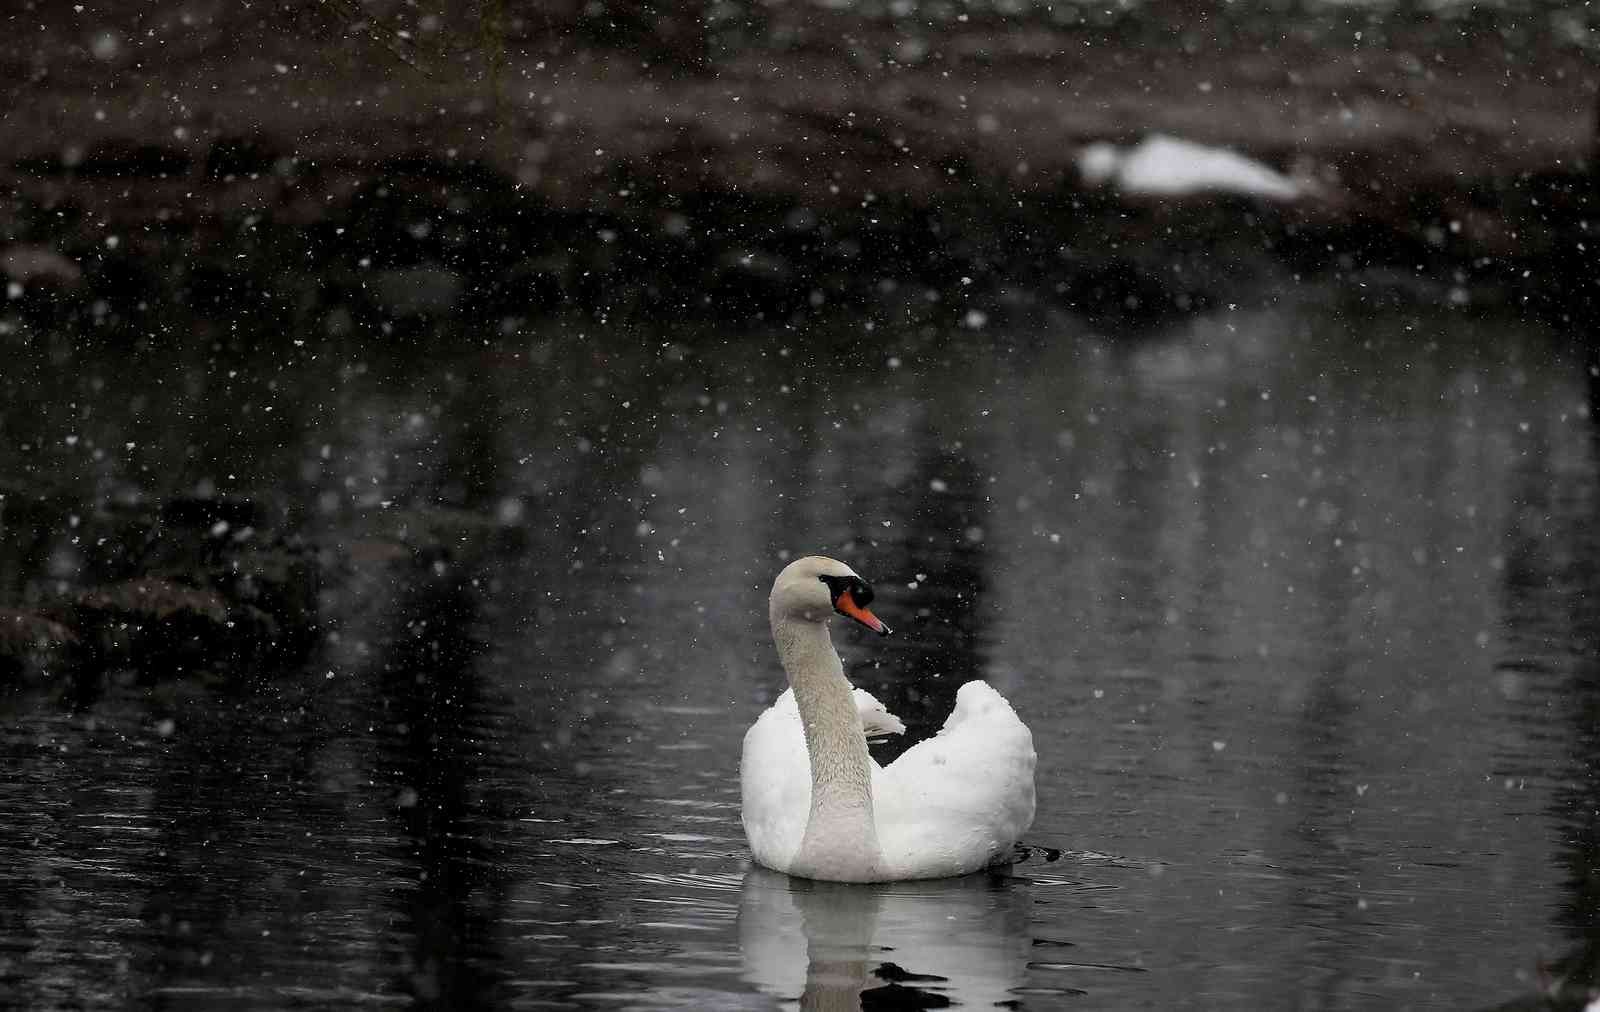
[770,556,893,636]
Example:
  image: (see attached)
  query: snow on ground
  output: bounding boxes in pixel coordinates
[1078,134,1305,201]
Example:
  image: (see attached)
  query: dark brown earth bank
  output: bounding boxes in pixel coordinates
[3,0,1600,329]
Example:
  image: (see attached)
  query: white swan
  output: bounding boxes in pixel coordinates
[741,556,1036,882]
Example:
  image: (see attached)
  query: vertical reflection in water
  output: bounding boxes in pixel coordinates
[429,375,506,510]
[528,348,669,748]
[0,731,32,998]
[0,702,157,1010]
[1102,377,1178,654]
[0,495,57,607]
[136,678,305,989]
[369,572,510,1008]
[1274,399,1369,1006]
[764,352,825,563]
[2,675,380,1006]
[1285,556,1360,1005]
[1508,359,1600,996]
[738,866,1033,1009]
[1588,348,1600,461]
[871,416,992,756]
[1566,345,1600,992]
[356,373,521,1010]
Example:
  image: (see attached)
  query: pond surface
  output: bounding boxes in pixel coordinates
[2,294,1596,1008]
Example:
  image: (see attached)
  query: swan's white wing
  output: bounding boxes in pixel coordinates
[873,680,1036,879]
[741,690,811,871]
[741,688,903,872]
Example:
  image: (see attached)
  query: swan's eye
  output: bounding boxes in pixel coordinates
[818,573,867,606]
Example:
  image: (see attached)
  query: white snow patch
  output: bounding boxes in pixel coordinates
[1078,134,1304,201]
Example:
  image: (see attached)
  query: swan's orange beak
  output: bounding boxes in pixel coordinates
[836,589,892,636]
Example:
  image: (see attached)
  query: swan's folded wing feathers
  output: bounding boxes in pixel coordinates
[873,681,1036,877]
[937,679,1016,735]
[740,690,812,870]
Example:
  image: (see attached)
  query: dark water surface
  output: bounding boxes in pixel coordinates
[2,296,1597,1008]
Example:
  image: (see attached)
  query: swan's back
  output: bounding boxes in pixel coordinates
[872,681,1036,879]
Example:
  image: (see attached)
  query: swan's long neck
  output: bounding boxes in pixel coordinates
[771,611,881,879]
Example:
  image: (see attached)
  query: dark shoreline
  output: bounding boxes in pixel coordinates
[6,136,1597,335]
[5,2,1599,339]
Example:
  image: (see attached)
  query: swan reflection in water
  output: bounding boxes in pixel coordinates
[738,865,1034,1008]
